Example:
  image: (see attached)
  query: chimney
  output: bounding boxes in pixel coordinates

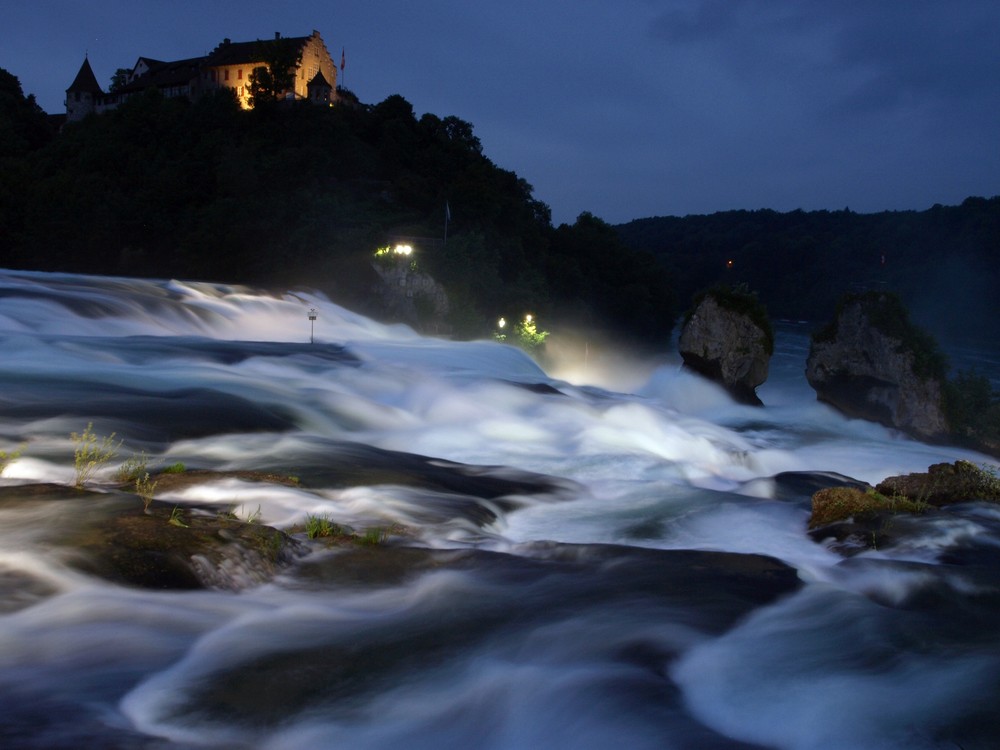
[275,32,281,39]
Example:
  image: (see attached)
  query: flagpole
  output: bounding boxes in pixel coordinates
[444,201,450,246]
[339,47,346,91]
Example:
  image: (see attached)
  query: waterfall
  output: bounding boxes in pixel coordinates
[1,268,998,749]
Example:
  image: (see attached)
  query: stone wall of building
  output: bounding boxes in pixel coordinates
[295,32,337,100]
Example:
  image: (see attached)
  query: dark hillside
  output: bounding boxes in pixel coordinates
[617,199,1000,344]
[0,74,675,347]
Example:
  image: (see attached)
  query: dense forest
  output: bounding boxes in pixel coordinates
[0,68,673,348]
[616,199,1000,345]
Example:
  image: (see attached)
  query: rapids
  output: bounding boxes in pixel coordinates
[0,268,998,749]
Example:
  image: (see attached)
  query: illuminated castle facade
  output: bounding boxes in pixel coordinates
[66,30,338,122]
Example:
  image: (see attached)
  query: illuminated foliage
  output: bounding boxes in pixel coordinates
[514,314,548,351]
[495,314,548,352]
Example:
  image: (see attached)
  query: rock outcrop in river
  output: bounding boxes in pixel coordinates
[678,285,773,405]
[806,291,950,441]
[807,460,1000,554]
[876,460,1000,506]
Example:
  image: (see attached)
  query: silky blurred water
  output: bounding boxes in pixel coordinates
[0,268,998,749]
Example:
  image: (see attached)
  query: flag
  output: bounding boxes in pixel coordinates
[340,48,345,71]
[445,201,451,222]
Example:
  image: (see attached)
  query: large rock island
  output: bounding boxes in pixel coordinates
[678,285,773,405]
[806,291,950,441]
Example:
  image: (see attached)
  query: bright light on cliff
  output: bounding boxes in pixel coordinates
[374,244,414,259]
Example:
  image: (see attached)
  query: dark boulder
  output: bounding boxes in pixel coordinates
[0,481,306,591]
[678,287,773,405]
[806,292,949,440]
[65,504,306,590]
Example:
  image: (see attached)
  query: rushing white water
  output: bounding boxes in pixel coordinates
[0,267,998,749]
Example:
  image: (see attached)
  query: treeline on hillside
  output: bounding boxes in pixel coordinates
[0,68,674,347]
[617,200,1000,344]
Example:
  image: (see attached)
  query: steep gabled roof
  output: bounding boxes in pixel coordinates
[118,57,203,94]
[67,57,103,94]
[133,57,166,73]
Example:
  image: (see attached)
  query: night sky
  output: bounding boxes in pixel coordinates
[4,1,999,225]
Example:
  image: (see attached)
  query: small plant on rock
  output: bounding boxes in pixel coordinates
[115,450,150,483]
[0,443,26,476]
[305,513,342,539]
[358,526,388,546]
[239,505,263,524]
[135,472,158,512]
[71,423,122,487]
[168,506,189,528]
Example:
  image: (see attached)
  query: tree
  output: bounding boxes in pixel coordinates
[0,76,678,349]
[547,212,676,344]
[0,67,54,155]
[109,68,130,93]
[247,38,303,107]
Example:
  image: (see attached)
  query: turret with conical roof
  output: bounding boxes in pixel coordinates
[66,57,104,121]
[306,69,333,104]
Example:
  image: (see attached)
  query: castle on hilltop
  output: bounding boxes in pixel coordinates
[66,30,338,121]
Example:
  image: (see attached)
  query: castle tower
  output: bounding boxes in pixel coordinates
[306,70,333,104]
[66,57,104,122]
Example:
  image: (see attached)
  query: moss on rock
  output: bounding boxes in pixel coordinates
[875,460,1000,507]
[809,486,926,529]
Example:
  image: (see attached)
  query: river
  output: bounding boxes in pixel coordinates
[0,268,997,749]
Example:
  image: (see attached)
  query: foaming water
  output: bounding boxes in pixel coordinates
[672,584,1000,749]
[1,268,998,749]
